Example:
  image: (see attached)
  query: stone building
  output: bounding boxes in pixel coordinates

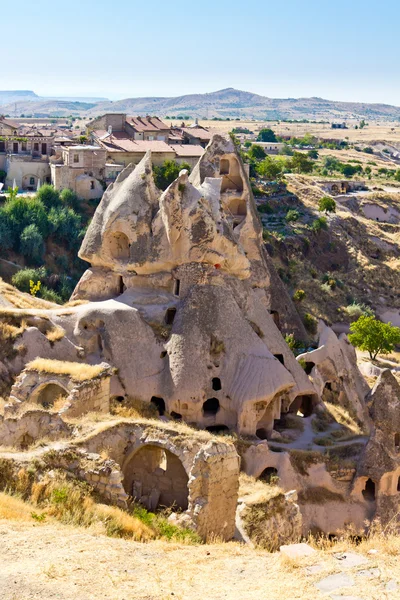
[50,144,118,199]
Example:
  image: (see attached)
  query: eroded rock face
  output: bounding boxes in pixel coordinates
[353,370,400,526]
[61,134,316,436]
[297,321,370,428]
[236,489,302,550]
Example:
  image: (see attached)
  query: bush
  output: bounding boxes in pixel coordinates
[285,209,300,223]
[3,196,49,241]
[36,185,62,209]
[39,286,63,304]
[303,313,318,334]
[60,188,79,210]
[344,302,374,321]
[0,219,13,250]
[12,267,47,293]
[348,315,400,360]
[248,144,266,160]
[311,216,328,232]
[20,224,44,264]
[48,207,82,242]
[293,289,305,302]
[153,160,191,190]
[318,196,336,214]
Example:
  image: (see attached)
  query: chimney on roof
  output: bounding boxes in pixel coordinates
[108,125,112,135]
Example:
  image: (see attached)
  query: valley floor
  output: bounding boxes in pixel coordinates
[0,519,398,600]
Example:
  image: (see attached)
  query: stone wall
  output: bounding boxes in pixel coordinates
[10,364,112,417]
[0,410,71,449]
[80,421,240,540]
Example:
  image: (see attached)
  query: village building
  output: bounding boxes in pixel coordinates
[0,116,76,190]
[88,113,206,168]
[50,144,123,200]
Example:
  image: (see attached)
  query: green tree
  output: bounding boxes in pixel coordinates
[395,169,400,182]
[20,224,44,264]
[36,184,62,209]
[341,164,358,178]
[257,156,285,181]
[288,152,314,174]
[318,196,336,214]
[247,144,266,160]
[257,128,277,143]
[153,160,191,190]
[348,315,400,360]
[307,149,319,160]
[323,156,341,173]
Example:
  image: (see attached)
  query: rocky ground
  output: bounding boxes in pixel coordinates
[0,518,398,600]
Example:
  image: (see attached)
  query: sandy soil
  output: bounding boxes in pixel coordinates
[0,519,398,600]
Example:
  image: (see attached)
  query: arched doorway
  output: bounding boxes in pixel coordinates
[123,445,189,510]
[33,383,69,409]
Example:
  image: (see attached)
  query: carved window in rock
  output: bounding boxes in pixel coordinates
[109,232,130,260]
[362,478,376,502]
[395,433,400,451]
[151,396,166,416]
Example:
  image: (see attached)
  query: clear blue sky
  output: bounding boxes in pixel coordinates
[3,0,399,104]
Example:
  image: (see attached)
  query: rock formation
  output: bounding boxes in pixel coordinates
[66,134,317,436]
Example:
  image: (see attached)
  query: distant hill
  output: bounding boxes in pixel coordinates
[0,90,39,105]
[91,88,400,121]
[2,88,400,121]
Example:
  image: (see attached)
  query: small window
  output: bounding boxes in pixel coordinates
[30,177,35,185]
[165,307,176,325]
[220,158,230,175]
[395,433,400,450]
[73,154,79,163]
[21,142,27,151]
[13,142,18,153]
[212,378,222,391]
[34,142,39,151]
[274,354,284,365]
[90,180,95,190]
[174,279,180,296]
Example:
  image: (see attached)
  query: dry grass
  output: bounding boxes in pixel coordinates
[0,279,57,310]
[45,326,66,343]
[0,492,46,521]
[323,402,363,435]
[110,396,158,419]
[26,359,107,382]
[238,473,283,504]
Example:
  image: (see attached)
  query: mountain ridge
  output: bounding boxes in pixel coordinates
[2,87,400,120]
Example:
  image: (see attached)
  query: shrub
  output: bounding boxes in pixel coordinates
[39,286,63,304]
[348,315,400,360]
[0,218,13,250]
[12,267,47,293]
[311,216,328,233]
[153,160,191,190]
[318,196,336,214]
[59,188,79,210]
[293,289,305,302]
[248,144,266,160]
[303,313,318,334]
[20,224,44,264]
[285,209,300,223]
[36,185,62,209]
[344,302,374,320]
[48,207,82,242]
